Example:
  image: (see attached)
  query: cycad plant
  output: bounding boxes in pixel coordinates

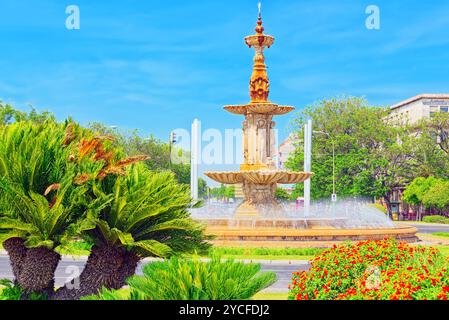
[0,177,88,295]
[0,120,136,296]
[1,119,211,300]
[83,257,277,300]
[0,121,89,295]
[54,164,211,300]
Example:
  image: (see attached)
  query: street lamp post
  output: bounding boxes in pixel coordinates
[169,131,177,169]
[304,120,312,215]
[190,119,201,202]
[314,131,336,201]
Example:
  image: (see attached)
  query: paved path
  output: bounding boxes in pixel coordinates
[397,222,449,234]
[0,255,309,294]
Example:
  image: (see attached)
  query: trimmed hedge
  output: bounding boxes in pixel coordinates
[423,215,449,224]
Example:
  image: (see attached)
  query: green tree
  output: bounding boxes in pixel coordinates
[422,180,449,212]
[403,176,441,219]
[275,188,291,201]
[210,184,235,202]
[411,113,449,178]
[198,178,208,198]
[287,97,418,215]
[88,122,191,184]
[0,102,55,125]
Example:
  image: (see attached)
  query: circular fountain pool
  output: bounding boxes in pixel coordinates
[191,199,419,247]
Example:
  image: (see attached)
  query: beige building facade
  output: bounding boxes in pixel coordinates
[388,94,449,220]
[389,94,449,125]
[278,134,297,170]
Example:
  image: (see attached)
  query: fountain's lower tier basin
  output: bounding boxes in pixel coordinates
[200,217,349,229]
[202,224,419,248]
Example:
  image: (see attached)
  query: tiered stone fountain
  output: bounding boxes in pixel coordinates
[200,8,418,247]
[205,11,312,218]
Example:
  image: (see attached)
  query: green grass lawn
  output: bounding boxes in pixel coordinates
[436,246,449,256]
[3,241,322,260]
[53,244,324,260]
[216,254,315,261]
[432,232,449,238]
[207,247,324,261]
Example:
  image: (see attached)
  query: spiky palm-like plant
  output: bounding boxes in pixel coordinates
[0,176,96,294]
[0,121,94,295]
[0,120,132,296]
[54,164,211,300]
[83,257,277,300]
[128,257,276,300]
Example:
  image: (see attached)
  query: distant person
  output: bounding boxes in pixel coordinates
[296,197,301,210]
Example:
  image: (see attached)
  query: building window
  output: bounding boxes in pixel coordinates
[440,106,448,113]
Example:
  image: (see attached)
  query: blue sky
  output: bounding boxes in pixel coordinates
[1,0,449,176]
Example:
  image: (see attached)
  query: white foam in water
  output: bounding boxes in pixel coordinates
[190,198,394,229]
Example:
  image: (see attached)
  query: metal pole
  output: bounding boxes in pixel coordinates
[307,119,312,171]
[332,140,335,195]
[304,119,312,215]
[190,119,200,201]
[303,123,308,214]
[168,132,172,169]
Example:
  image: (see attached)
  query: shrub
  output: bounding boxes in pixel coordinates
[403,177,441,206]
[423,216,449,224]
[275,188,291,201]
[0,121,94,295]
[422,181,449,210]
[288,239,449,300]
[84,257,276,300]
[54,165,211,300]
[0,279,47,300]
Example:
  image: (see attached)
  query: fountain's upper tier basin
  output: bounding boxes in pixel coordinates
[204,170,313,185]
[224,103,295,115]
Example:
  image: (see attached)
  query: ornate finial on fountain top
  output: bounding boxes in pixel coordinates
[245,2,274,104]
[255,2,264,34]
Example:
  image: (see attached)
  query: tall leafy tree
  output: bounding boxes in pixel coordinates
[88,122,192,185]
[0,102,55,125]
[422,180,449,212]
[287,97,418,214]
[410,113,449,178]
[403,177,441,220]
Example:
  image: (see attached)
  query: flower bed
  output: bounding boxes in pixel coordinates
[288,239,449,300]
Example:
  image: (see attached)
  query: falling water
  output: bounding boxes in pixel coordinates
[190,198,394,229]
